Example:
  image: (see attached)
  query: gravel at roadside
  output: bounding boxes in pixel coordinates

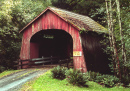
[0,68,50,91]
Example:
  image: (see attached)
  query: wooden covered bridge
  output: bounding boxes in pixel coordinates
[19,7,110,73]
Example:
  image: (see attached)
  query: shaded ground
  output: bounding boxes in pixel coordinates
[0,68,50,91]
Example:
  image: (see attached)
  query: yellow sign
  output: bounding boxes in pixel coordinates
[73,51,82,56]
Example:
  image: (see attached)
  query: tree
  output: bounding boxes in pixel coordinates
[105,0,130,84]
[0,0,52,71]
[105,0,118,75]
[116,0,126,64]
[52,0,106,25]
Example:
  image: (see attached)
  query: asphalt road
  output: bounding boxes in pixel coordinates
[0,68,49,91]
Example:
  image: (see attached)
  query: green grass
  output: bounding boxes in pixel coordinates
[20,70,130,91]
[0,69,23,78]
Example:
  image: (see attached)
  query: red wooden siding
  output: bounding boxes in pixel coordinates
[30,43,39,59]
[20,10,87,72]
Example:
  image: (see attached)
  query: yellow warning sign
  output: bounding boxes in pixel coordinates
[73,51,82,56]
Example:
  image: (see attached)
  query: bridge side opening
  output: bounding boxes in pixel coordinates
[30,29,73,64]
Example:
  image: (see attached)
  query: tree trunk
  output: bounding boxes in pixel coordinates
[105,0,119,76]
[105,0,112,49]
[115,0,127,75]
[115,0,126,62]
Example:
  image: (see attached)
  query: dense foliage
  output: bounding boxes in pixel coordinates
[66,68,88,86]
[51,67,122,87]
[51,66,88,86]
[95,74,120,87]
[104,0,130,84]
[86,71,101,81]
[51,66,67,80]
[0,0,51,71]
[86,71,120,87]
[52,0,106,26]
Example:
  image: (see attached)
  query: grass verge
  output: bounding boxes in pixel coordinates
[20,70,130,91]
[0,69,23,78]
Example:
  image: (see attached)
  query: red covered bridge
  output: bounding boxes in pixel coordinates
[19,7,109,73]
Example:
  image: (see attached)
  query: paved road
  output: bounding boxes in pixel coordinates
[0,68,49,91]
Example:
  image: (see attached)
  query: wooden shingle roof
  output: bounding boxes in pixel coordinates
[20,7,108,33]
[50,7,108,33]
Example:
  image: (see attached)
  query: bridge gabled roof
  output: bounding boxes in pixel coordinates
[20,7,108,33]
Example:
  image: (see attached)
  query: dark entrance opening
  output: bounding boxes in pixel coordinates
[30,29,73,61]
[81,31,112,74]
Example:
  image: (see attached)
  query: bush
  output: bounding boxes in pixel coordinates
[122,61,130,86]
[0,65,5,73]
[51,66,67,80]
[86,71,101,81]
[95,74,120,87]
[104,75,120,87]
[66,69,88,86]
[95,75,105,84]
[121,74,130,86]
